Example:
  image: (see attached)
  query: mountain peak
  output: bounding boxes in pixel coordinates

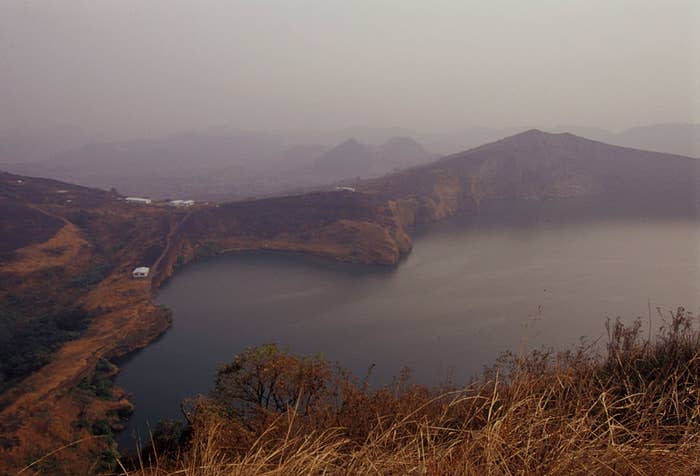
[322,138,369,157]
[493,129,589,149]
[382,136,421,148]
[337,138,364,148]
[365,126,700,211]
[312,138,373,177]
[506,129,547,139]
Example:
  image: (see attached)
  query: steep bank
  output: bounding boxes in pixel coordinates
[150,190,415,290]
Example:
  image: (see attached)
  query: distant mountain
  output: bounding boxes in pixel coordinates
[278,144,328,168]
[1,131,295,200]
[311,138,374,180]
[0,130,437,201]
[281,126,418,148]
[38,130,286,176]
[448,123,700,160]
[415,127,529,155]
[611,124,700,158]
[551,123,700,158]
[3,123,697,202]
[363,129,700,222]
[550,125,615,143]
[283,126,528,156]
[306,136,436,182]
[374,136,437,174]
[326,123,700,158]
[0,125,87,163]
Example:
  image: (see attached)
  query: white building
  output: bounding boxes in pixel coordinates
[132,267,150,278]
[168,199,195,207]
[125,197,152,205]
[335,186,356,192]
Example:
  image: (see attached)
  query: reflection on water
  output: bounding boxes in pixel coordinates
[116,200,700,448]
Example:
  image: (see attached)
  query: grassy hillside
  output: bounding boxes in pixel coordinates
[0,172,179,473]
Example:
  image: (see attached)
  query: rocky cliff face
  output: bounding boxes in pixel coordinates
[174,190,412,267]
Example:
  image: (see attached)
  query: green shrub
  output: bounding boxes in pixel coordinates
[91,419,112,436]
[0,306,93,392]
[69,262,113,289]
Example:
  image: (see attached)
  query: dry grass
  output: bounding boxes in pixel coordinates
[26,307,700,476]
[1,222,91,275]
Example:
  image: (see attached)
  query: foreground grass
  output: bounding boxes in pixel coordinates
[120,307,700,475]
[27,307,700,475]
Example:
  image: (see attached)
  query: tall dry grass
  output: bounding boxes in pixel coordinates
[104,308,700,474]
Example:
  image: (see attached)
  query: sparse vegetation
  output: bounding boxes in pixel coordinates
[42,245,68,257]
[194,241,224,259]
[74,359,118,401]
[91,419,112,437]
[69,209,93,229]
[113,307,700,475]
[69,261,113,289]
[0,306,93,392]
[173,255,186,271]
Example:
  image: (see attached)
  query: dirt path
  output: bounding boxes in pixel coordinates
[150,209,192,289]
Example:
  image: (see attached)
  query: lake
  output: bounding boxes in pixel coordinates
[115,199,700,448]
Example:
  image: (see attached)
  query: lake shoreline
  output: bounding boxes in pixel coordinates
[115,201,700,450]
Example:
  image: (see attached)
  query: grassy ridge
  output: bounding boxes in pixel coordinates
[105,307,700,476]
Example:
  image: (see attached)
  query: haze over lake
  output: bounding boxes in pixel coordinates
[116,200,700,448]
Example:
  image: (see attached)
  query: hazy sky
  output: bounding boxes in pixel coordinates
[1,0,698,139]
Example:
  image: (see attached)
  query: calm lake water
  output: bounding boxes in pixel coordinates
[116,200,700,448]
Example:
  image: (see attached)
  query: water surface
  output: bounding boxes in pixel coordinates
[116,201,700,448]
